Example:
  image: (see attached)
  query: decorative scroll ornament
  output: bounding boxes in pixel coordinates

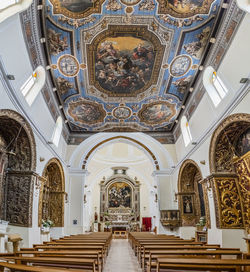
[211,174,244,229]
[234,152,250,232]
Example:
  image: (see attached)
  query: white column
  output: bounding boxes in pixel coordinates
[67,168,88,235]
[152,170,173,234]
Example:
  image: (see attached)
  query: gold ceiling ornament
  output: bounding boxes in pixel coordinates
[49,0,105,19]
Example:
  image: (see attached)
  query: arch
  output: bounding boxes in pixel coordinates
[0,0,32,24]
[181,116,192,146]
[0,109,36,171]
[82,136,160,170]
[40,158,65,227]
[209,113,250,173]
[69,133,174,171]
[51,116,63,147]
[0,109,36,226]
[178,159,210,227]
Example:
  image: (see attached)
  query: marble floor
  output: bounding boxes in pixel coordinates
[103,239,143,272]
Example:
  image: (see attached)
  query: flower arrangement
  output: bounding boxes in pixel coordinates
[42,219,54,228]
[196,216,206,231]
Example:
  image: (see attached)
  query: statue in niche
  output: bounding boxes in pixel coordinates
[182,195,193,214]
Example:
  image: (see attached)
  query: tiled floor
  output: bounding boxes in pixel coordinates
[103,239,143,272]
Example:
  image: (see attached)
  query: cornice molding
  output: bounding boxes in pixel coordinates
[173,0,246,141]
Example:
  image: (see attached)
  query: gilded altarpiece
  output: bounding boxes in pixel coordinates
[209,113,250,229]
[210,174,244,229]
[40,159,65,227]
[234,152,250,231]
[178,160,210,227]
[100,167,140,225]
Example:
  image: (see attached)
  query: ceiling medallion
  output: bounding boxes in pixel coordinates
[121,0,141,6]
[138,101,176,125]
[125,6,134,13]
[50,0,105,19]
[169,55,192,77]
[87,25,165,97]
[67,99,106,126]
[112,106,132,120]
[57,54,79,77]
[156,0,216,18]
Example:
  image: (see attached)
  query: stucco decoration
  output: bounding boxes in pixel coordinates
[40,158,65,227]
[177,159,210,228]
[40,0,223,134]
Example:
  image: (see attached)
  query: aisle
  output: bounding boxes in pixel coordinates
[103,239,143,272]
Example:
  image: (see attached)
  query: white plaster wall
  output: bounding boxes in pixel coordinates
[0,14,70,248]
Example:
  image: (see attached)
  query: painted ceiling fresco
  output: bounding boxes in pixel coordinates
[43,0,223,133]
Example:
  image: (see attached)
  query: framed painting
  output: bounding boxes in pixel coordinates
[182,194,194,215]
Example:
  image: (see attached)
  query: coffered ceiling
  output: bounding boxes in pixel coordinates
[41,0,224,141]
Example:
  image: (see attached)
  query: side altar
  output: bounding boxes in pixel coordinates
[100,167,140,232]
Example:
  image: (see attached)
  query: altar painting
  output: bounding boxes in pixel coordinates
[108,182,131,208]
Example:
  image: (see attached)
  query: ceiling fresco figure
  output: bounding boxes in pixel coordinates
[95,37,155,95]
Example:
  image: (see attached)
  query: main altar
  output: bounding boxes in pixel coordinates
[99,167,140,232]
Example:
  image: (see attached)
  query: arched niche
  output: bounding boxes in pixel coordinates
[0,109,36,226]
[208,113,250,229]
[178,159,210,228]
[39,158,65,227]
[209,113,250,173]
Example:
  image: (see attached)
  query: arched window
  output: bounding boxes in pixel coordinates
[0,0,32,24]
[20,66,46,106]
[51,116,63,147]
[181,116,192,147]
[203,66,228,107]
[236,0,250,13]
[0,0,19,10]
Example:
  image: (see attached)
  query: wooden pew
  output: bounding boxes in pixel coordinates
[155,257,250,272]
[0,262,80,272]
[4,256,98,272]
[15,249,103,270]
[145,249,242,271]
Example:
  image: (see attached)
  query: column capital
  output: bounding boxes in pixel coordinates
[68,168,89,176]
[152,169,172,177]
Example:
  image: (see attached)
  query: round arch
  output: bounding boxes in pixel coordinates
[40,158,65,227]
[209,113,250,173]
[177,159,210,227]
[69,133,174,171]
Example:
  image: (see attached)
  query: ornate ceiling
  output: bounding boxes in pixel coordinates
[42,0,223,136]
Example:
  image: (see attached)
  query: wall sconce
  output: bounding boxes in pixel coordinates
[174,192,178,202]
[65,193,68,203]
[200,160,206,165]
[143,206,146,211]
[155,194,158,203]
[39,157,45,162]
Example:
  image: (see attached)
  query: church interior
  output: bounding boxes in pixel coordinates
[0,0,249,271]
